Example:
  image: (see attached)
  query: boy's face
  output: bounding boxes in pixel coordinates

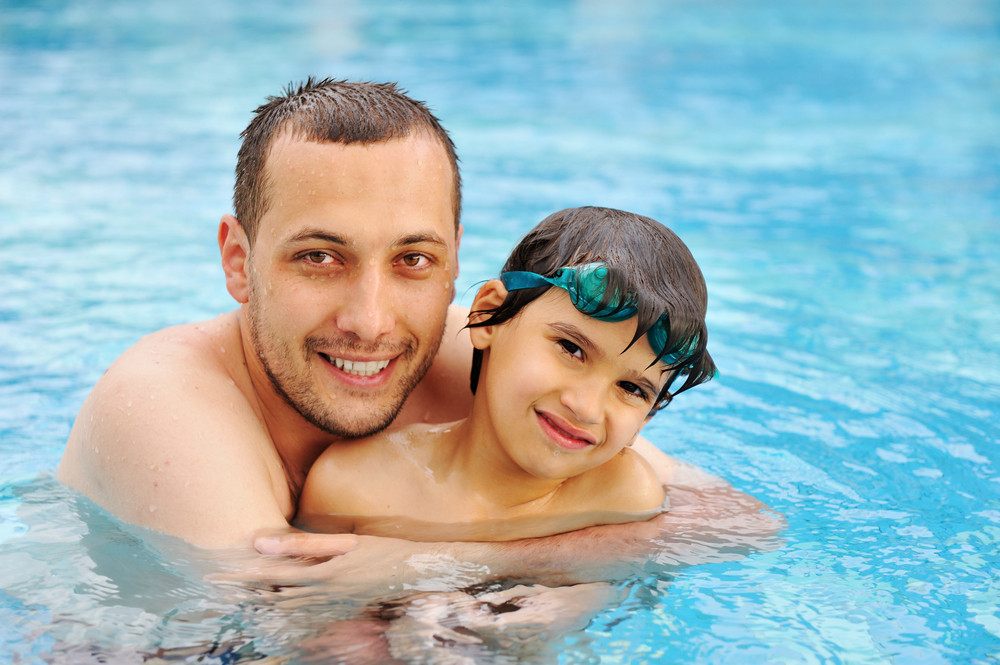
[471,286,667,480]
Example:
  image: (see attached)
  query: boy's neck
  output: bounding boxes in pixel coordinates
[448,404,568,517]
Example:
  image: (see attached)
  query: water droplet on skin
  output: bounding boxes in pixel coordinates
[148,505,157,513]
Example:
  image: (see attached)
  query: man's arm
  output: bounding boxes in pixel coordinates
[238,466,782,598]
[57,320,324,549]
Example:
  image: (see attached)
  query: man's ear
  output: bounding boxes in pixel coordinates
[219,214,250,304]
[468,279,508,350]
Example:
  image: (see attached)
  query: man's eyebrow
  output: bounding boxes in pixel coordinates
[285,230,349,246]
[281,230,448,250]
[394,233,449,249]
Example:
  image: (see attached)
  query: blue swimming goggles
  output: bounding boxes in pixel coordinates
[500,262,696,365]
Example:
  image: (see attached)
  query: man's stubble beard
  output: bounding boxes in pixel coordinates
[245,293,443,439]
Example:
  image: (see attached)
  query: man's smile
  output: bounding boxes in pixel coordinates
[319,354,392,377]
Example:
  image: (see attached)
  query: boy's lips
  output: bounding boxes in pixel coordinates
[536,410,598,449]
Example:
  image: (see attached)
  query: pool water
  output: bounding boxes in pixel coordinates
[2,0,999,662]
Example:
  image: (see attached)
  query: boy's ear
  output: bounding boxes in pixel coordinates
[468,279,508,350]
[219,214,250,304]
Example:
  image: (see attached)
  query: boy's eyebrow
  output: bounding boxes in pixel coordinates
[549,322,601,357]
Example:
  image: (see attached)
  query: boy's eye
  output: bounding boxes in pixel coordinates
[619,381,650,401]
[558,339,583,359]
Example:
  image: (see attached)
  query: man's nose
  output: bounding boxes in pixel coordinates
[335,267,395,341]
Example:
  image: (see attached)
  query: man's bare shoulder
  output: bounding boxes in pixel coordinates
[69,313,252,427]
[58,311,289,547]
[127,312,243,367]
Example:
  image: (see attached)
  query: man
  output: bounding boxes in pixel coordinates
[59,79,776,582]
[58,78,474,548]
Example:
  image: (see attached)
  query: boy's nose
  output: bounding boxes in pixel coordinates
[560,379,604,425]
[334,268,396,341]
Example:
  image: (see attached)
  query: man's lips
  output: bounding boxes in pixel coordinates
[536,410,598,450]
[318,353,392,378]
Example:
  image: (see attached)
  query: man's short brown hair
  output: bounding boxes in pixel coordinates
[233,78,462,246]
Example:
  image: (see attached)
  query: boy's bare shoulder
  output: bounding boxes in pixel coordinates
[565,448,666,515]
[310,420,456,479]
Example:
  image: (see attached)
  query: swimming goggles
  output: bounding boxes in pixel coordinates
[500,262,695,364]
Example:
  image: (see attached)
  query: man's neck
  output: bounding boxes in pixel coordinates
[234,312,341,501]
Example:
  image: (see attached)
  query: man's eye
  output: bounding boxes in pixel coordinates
[400,253,430,268]
[303,251,334,264]
[558,339,583,359]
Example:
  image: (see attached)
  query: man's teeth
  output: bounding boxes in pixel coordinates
[330,357,390,377]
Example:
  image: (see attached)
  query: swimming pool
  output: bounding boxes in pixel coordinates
[2,0,998,662]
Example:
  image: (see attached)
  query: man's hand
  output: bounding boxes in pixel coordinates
[253,528,359,559]
[214,531,495,602]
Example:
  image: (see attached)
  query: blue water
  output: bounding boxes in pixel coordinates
[2,0,999,662]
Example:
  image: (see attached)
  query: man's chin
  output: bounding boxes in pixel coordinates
[302,397,406,439]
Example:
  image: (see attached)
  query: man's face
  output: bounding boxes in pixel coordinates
[242,134,459,438]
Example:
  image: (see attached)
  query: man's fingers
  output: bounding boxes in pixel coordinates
[254,532,359,557]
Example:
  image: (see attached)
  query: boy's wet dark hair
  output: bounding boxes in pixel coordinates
[468,206,717,412]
